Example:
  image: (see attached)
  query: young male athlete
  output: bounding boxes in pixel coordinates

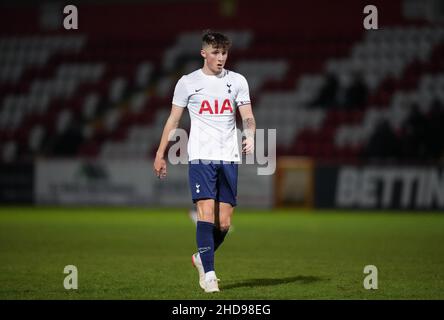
[153,30,256,293]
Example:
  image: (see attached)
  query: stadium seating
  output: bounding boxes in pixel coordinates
[1,0,443,163]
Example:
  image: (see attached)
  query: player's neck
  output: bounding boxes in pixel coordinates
[201,66,223,77]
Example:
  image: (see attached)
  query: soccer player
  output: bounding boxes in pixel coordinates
[153,30,255,293]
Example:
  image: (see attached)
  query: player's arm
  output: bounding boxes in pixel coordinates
[238,104,256,154]
[153,105,184,178]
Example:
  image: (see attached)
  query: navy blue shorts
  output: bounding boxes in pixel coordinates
[188,160,238,207]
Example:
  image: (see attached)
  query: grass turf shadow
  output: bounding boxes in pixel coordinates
[222,276,323,290]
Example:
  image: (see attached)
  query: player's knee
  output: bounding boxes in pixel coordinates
[198,208,214,222]
[219,217,231,230]
[199,211,215,223]
[197,200,215,222]
[218,205,233,229]
[219,223,230,232]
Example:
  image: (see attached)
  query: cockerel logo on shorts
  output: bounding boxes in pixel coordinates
[195,183,200,193]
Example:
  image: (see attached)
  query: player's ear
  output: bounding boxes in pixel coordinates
[200,49,206,59]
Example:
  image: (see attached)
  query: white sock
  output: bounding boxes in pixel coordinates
[205,271,216,281]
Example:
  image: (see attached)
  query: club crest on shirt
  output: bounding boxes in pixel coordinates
[226,83,232,94]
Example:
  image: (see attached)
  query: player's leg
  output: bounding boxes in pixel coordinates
[195,199,216,275]
[189,160,219,292]
[213,201,233,251]
[195,199,219,292]
[213,161,238,251]
[196,198,215,222]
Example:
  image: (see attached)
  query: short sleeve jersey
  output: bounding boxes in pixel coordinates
[172,68,251,162]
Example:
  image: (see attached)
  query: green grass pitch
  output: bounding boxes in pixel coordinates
[1,207,444,300]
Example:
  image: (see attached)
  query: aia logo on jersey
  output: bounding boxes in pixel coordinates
[199,99,233,114]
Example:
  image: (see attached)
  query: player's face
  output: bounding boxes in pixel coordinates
[202,45,228,74]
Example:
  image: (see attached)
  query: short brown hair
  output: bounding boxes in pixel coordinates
[202,29,232,50]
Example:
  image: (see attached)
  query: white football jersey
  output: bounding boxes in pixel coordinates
[172,68,251,162]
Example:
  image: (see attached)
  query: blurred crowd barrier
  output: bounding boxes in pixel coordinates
[1,158,443,210]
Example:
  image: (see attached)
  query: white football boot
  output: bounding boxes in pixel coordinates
[203,276,220,293]
[191,253,205,289]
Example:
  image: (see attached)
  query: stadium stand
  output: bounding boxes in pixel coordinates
[1,0,443,163]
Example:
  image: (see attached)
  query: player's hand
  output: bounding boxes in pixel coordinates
[153,156,167,179]
[242,137,254,154]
